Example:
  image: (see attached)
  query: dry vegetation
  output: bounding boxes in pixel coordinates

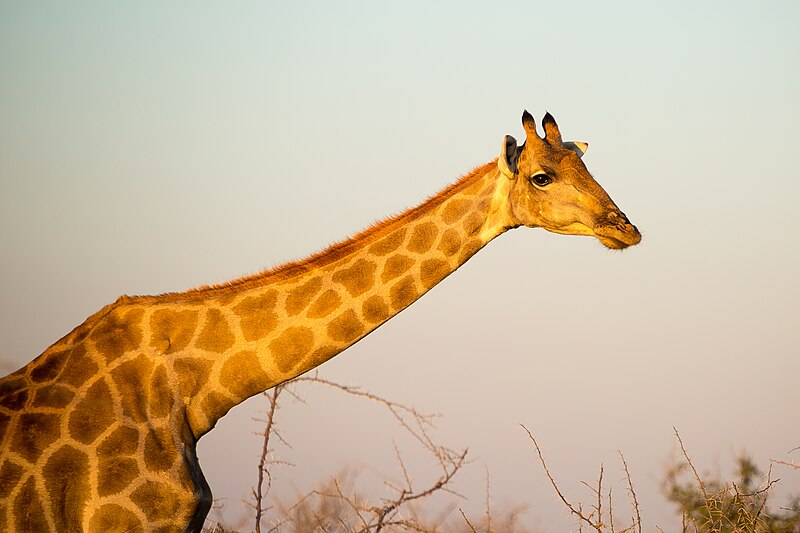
[203,377,799,533]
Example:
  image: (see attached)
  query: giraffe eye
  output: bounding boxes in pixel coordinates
[530,173,552,187]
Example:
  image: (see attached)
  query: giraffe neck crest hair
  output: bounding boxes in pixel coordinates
[0,111,640,532]
[126,159,500,304]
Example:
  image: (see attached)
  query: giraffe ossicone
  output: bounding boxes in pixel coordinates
[0,111,640,532]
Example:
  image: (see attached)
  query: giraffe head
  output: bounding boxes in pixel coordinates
[498,111,641,249]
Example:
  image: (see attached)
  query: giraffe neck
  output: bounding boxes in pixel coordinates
[160,159,515,437]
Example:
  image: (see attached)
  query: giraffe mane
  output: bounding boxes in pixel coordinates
[122,159,499,304]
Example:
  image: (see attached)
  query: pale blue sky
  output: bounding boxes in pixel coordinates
[2,2,798,530]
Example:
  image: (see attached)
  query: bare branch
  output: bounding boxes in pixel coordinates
[254,385,283,533]
[772,458,800,471]
[459,508,478,533]
[485,464,492,533]
[608,485,615,533]
[673,428,707,500]
[617,450,641,533]
[521,424,603,532]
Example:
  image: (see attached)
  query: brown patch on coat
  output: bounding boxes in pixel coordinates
[97,455,139,496]
[147,364,174,420]
[112,355,154,423]
[407,222,439,254]
[285,278,323,316]
[438,229,462,257]
[43,445,90,526]
[219,350,273,400]
[369,228,408,256]
[150,309,200,354]
[0,460,24,498]
[270,327,315,373]
[59,344,98,388]
[420,258,451,289]
[31,384,75,409]
[307,290,342,319]
[362,295,390,323]
[200,391,234,430]
[390,276,418,310]
[305,345,340,370]
[441,198,471,224]
[143,426,177,472]
[233,290,279,341]
[381,254,415,283]
[29,348,69,383]
[131,480,183,521]
[68,379,114,445]
[13,413,61,462]
[462,211,485,236]
[174,357,214,398]
[98,425,140,456]
[195,309,236,353]
[332,259,377,297]
[327,310,364,343]
[13,477,49,532]
[88,503,142,532]
[89,307,144,364]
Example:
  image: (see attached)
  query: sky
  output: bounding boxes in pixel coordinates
[1,1,799,531]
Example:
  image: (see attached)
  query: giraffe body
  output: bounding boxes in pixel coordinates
[0,112,640,532]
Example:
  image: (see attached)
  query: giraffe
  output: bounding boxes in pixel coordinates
[0,111,640,532]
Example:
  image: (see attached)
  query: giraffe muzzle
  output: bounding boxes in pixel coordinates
[593,211,641,249]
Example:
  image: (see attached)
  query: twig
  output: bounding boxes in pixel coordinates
[597,463,603,529]
[521,424,603,532]
[617,450,641,533]
[258,375,468,532]
[772,458,800,471]
[485,463,492,533]
[294,376,445,458]
[459,508,478,533]
[368,448,468,532]
[673,428,715,530]
[254,386,282,533]
[608,485,615,533]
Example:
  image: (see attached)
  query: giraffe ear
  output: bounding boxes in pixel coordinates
[563,141,588,158]
[499,135,520,177]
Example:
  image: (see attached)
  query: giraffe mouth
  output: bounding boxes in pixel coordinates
[593,212,641,250]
